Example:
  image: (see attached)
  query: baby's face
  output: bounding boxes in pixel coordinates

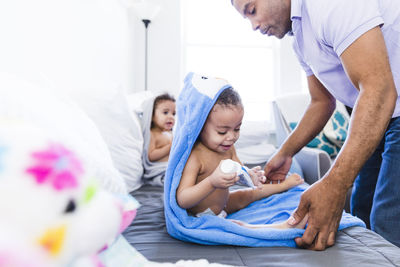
[200,104,244,153]
[153,100,176,131]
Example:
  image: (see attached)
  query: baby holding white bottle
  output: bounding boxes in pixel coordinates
[176,87,307,229]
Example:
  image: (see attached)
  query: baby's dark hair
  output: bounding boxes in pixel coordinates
[153,93,175,109]
[215,87,242,108]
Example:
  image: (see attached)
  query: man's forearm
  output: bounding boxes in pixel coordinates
[326,87,396,189]
[280,98,335,157]
[332,25,398,189]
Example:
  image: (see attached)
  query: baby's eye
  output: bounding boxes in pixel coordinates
[172,112,176,116]
[163,111,168,115]
[234,128,241,132]
[218,131,227,135]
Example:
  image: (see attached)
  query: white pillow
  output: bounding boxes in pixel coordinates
[322,106,350,148]
[235,120,277,164]
[0,72,127,194]
[126,91,155,115]
[235,120,273,149]
[69,87,144,193]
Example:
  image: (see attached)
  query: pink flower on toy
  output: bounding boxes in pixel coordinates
[26,144,83,191]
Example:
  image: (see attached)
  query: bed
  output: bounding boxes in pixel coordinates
[124,184,400,267]
[3,72,399,266]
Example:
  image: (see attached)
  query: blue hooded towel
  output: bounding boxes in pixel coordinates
[164,72,365,247]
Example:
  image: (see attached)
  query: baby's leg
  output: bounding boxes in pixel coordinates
[279,173,304,190]
[230,214,308,230]
[252,173,303,200]
[226,173,304,214]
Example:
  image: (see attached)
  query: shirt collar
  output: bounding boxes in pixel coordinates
[290,0,302,20]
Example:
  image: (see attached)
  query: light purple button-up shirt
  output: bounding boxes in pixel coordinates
[291,0,400,117]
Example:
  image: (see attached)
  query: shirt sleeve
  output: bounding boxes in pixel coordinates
[292,38,314,76]
[312,0,384,56]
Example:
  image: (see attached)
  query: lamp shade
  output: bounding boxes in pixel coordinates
[131,1,161,21]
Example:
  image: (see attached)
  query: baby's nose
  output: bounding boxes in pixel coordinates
[226,132,237,141]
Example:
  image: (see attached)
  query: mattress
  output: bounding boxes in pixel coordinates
[123,185,400,267]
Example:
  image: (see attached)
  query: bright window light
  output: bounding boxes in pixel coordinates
[182,0,277,122]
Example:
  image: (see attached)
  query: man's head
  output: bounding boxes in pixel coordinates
[231,0,292,39]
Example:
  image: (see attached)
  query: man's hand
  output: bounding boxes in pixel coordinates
[264,152,292,184]
[289,176,348,250]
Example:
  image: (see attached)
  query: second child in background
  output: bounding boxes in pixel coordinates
[148,93,176,162]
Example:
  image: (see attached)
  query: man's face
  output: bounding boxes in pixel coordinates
[232,0,292,39]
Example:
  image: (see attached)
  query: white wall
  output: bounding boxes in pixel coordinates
[0,0,134,94]
[131,1,302,97]
[276,36,304,95]
[0,0,300,98]
[131,0,181,96]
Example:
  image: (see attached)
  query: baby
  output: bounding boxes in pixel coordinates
[148,93,176,162]
[176,87,307,229]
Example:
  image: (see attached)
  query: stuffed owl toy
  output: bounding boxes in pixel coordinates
[0,120,138,267]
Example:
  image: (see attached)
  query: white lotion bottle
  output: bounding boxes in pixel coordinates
[220,159,255,188]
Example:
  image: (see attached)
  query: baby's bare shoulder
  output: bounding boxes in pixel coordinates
[186,145,202,166]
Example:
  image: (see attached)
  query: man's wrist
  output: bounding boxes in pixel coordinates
[278,144,295,158]
[323,171,353,194]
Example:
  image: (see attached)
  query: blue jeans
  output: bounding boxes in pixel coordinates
[351,116,400,247]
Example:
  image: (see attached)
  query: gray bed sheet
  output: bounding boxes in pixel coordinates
[123,184,400,267]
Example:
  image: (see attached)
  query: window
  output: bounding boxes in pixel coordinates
[182,0,278,122]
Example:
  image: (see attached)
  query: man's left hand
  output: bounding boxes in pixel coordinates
[288,176,348,250]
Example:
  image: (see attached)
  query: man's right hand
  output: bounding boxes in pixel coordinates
[264,151,292,184]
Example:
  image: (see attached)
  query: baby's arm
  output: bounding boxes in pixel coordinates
[176,155,237,209]
[148,132,172,162]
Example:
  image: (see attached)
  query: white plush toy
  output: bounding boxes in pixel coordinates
[0,120,137,267]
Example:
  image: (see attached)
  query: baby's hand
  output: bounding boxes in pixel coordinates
[248,166,266,188]
[209,161,239,189]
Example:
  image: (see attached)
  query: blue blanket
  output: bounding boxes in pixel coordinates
[164,72,365,247]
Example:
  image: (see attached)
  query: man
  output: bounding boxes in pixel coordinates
[231,0,400,250]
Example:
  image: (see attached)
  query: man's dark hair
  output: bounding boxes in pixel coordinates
[215,87,242,107]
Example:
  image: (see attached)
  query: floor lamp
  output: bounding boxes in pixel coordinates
[132,2,161,91]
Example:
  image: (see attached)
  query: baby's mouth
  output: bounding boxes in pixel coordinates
[220,144,232,150]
